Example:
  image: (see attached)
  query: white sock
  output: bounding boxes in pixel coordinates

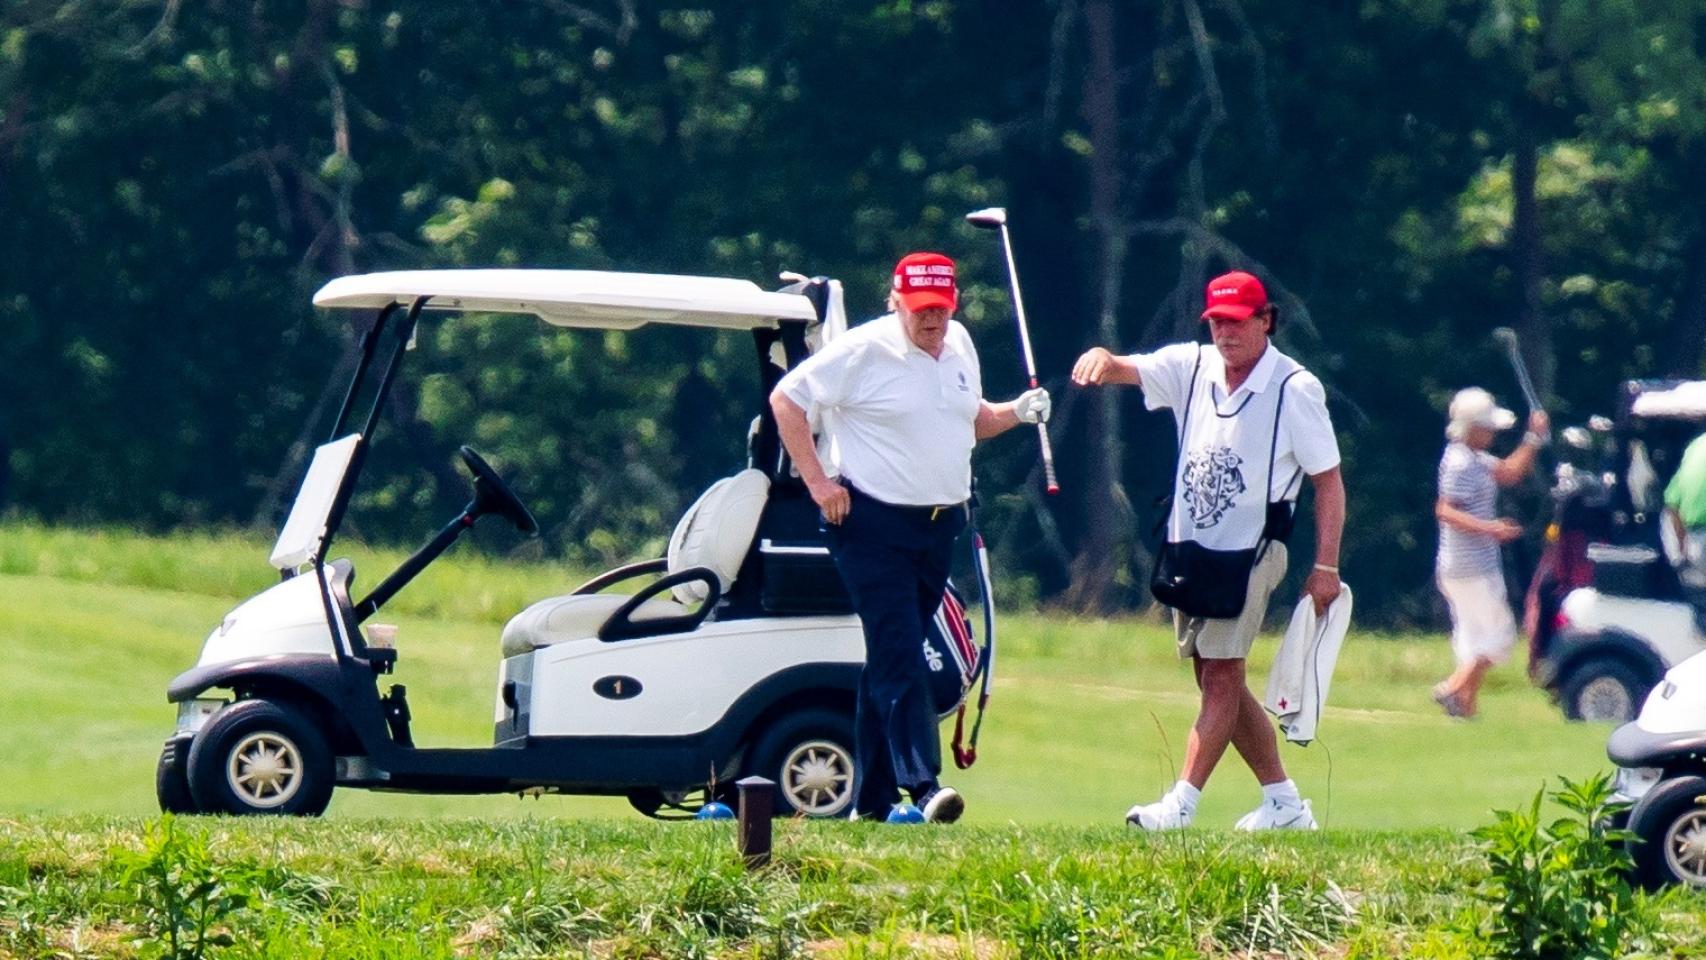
[1261,779,1301,806]
[1170,780,1202,813]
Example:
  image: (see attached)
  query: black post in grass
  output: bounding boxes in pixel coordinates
[735,776,773,869]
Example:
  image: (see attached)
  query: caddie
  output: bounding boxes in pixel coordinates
[770,251,1050,824]
[1071,269,1345,831]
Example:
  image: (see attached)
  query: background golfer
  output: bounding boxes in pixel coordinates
[1433,387,1548,718]
[770,252,1049,823]
[1071,270,1345,831]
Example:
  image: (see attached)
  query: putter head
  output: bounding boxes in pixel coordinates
[1491,326,1519,349]
[965,207,1007,229]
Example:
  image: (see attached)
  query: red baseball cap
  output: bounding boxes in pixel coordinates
[892,252,958,312]
[1201,270,1268,322]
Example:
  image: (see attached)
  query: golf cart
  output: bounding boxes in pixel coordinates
[1606,647,1706,888]
[156,269,987,819]
[1525,380,1706,721]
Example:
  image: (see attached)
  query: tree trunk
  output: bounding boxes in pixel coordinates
[1061,0,1135,612]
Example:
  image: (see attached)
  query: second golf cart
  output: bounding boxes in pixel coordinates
[1526,380,1706,720]
[155,269,987,819]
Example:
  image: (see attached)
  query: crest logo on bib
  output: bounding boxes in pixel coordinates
[1182,446,1246,529]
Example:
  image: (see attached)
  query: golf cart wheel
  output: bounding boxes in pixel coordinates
[155,739,197,814]
[185,699,334,816]
[1560,658,1648,722]
[1628,775,1706,889]
[745,708,855,819]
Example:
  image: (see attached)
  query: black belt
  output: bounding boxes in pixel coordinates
[842,481,968,522]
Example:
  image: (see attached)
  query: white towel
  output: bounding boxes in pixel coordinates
[1263,584,1353,745]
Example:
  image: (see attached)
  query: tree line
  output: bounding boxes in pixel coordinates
[3,0,1704,623]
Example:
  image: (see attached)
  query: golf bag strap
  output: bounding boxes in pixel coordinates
[952,493,997,770]
[1154,347,1206,543]
[1255,369,1304,565]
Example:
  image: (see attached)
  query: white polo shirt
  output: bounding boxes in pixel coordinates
[1136,342,1339,550]
[777,313,982,506]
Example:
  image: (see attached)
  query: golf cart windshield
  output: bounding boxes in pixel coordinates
[312,270,818,330]
[270,435,362,571]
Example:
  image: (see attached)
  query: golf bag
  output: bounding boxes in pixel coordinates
[924,584,980,717]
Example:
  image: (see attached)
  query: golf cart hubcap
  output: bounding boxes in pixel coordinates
[227,731,303,808]
[1578,676,1633,721]
[1665,810,1706,884]
[781,739,852,816]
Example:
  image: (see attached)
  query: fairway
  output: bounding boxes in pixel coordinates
[0,526,1613,829]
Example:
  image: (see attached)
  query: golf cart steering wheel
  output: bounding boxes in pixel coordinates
[457,446,539,535]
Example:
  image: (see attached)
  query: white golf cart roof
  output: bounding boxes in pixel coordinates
[1631,382,1706,419]
[312,269,818,330]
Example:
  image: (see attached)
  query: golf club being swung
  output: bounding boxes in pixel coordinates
[1491,326,1543,413]
[966,206,1059,494]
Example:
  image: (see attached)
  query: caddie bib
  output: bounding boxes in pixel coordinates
[1151,345,1304,619]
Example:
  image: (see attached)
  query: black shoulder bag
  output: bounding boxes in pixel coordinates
[1150,355,1303,619]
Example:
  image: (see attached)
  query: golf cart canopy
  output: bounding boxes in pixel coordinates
[1628,381,1706,421]
[312,269,819,330]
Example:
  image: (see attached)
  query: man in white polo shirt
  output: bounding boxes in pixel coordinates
[1071,270,1346,831]
[770,251,1050,824]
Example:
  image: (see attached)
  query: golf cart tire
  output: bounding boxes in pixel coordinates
[186,699,335,817]
[1628,774,1706,889]
[744,707,855,819]
[155,740,197,814]
[1559,657,1650,722]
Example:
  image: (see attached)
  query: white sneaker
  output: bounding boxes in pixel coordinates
[1234,797,1318,831]
[1125,792,1192,830]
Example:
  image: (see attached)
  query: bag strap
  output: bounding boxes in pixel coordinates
[1266,368,1305,506]
[1161,346,1206,543]
[1176,344,1204,445]
[1255,366,1305,564]
[953,486,997,770]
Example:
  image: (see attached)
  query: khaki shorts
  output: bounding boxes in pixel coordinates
[1173,542,1289,660]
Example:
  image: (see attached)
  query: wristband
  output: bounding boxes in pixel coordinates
[1523,431,1549,448]
[1313,563,1339,574]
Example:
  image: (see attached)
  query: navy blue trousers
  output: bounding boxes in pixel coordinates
[827,486,966,817]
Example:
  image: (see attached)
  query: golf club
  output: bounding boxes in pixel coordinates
[965,206,1059,494]
[1492,326,1544,413]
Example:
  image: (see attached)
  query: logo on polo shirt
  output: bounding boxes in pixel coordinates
[957,371,969,392]
[1182,445,1246,529]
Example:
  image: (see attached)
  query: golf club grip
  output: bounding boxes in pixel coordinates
[1037,422,1058,494]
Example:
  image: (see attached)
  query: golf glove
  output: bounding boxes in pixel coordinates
[1014,387,1051,424]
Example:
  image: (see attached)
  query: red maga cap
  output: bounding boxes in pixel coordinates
[1201,270,1268,322]
[892,252,958,312]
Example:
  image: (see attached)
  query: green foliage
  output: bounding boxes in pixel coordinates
[6,0,1706,621]
[1470,773,1645,959]
[116,816,265,960]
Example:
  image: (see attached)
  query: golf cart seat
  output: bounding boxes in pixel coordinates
[500,469,771,656]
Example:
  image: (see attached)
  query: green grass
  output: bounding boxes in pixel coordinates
[0,521,1611,827]
[0,522,1701,957]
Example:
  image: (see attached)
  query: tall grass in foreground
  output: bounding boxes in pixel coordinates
[2,814,1702,959]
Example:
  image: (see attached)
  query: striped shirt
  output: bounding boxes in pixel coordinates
[1437,442,1500,577]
